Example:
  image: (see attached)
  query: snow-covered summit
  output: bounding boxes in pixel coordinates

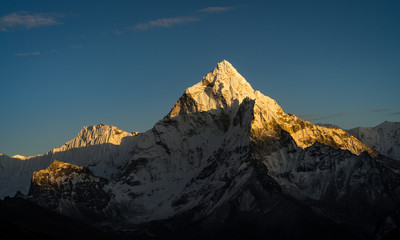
[169,60,281,120]
[169,60,372,156]
[52,123,138,154]
[11,155,29,160]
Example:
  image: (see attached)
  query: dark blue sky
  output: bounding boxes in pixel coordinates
[1,0,399,156]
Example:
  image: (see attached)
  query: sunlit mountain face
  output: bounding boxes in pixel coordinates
[1,61,400,239]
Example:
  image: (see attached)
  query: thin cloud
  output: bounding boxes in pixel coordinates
[387,112,400,116]
[372,108,391,113]
[298,113,320,118]
[131,16,198,31]
[310,112,347,121]
[198,6,235,13]
[0,12,63,31]
[15,51,40,57]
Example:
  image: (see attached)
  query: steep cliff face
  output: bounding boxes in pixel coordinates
[108,98,256,224]
[0,154,46,199]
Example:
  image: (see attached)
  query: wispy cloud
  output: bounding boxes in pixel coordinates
[0,12,63,31]
[387,112,400,116]
[15,51,40,57]
[372,108,391,113]
[131,16,198,31]
[198,6,235,13]
[310,112,347,121]
[298,113,320,118]
[112,6,235,35]
[299,112,347,121]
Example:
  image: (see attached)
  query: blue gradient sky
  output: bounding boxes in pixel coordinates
[1,0,400,156]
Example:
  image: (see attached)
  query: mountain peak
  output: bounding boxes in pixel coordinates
[201,60,251,89]
[12,154,28,160]
[168,60,372,156]
[50,124,137,155]
[31,160,88,186]
[214,59,236,75]
[168,60,259,118]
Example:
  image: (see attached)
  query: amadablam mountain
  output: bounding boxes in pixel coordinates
[1,60,400,239]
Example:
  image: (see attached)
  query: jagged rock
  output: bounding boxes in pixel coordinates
[28,160,110,223]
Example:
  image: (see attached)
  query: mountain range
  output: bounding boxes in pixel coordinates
[1,60,399,239]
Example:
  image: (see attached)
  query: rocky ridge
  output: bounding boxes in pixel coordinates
[29,160,110,223]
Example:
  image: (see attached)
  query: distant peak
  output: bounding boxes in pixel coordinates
[32,160,87,184]
[46,160,86,173]
[81,123,116,132]
[12,154,28,160]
